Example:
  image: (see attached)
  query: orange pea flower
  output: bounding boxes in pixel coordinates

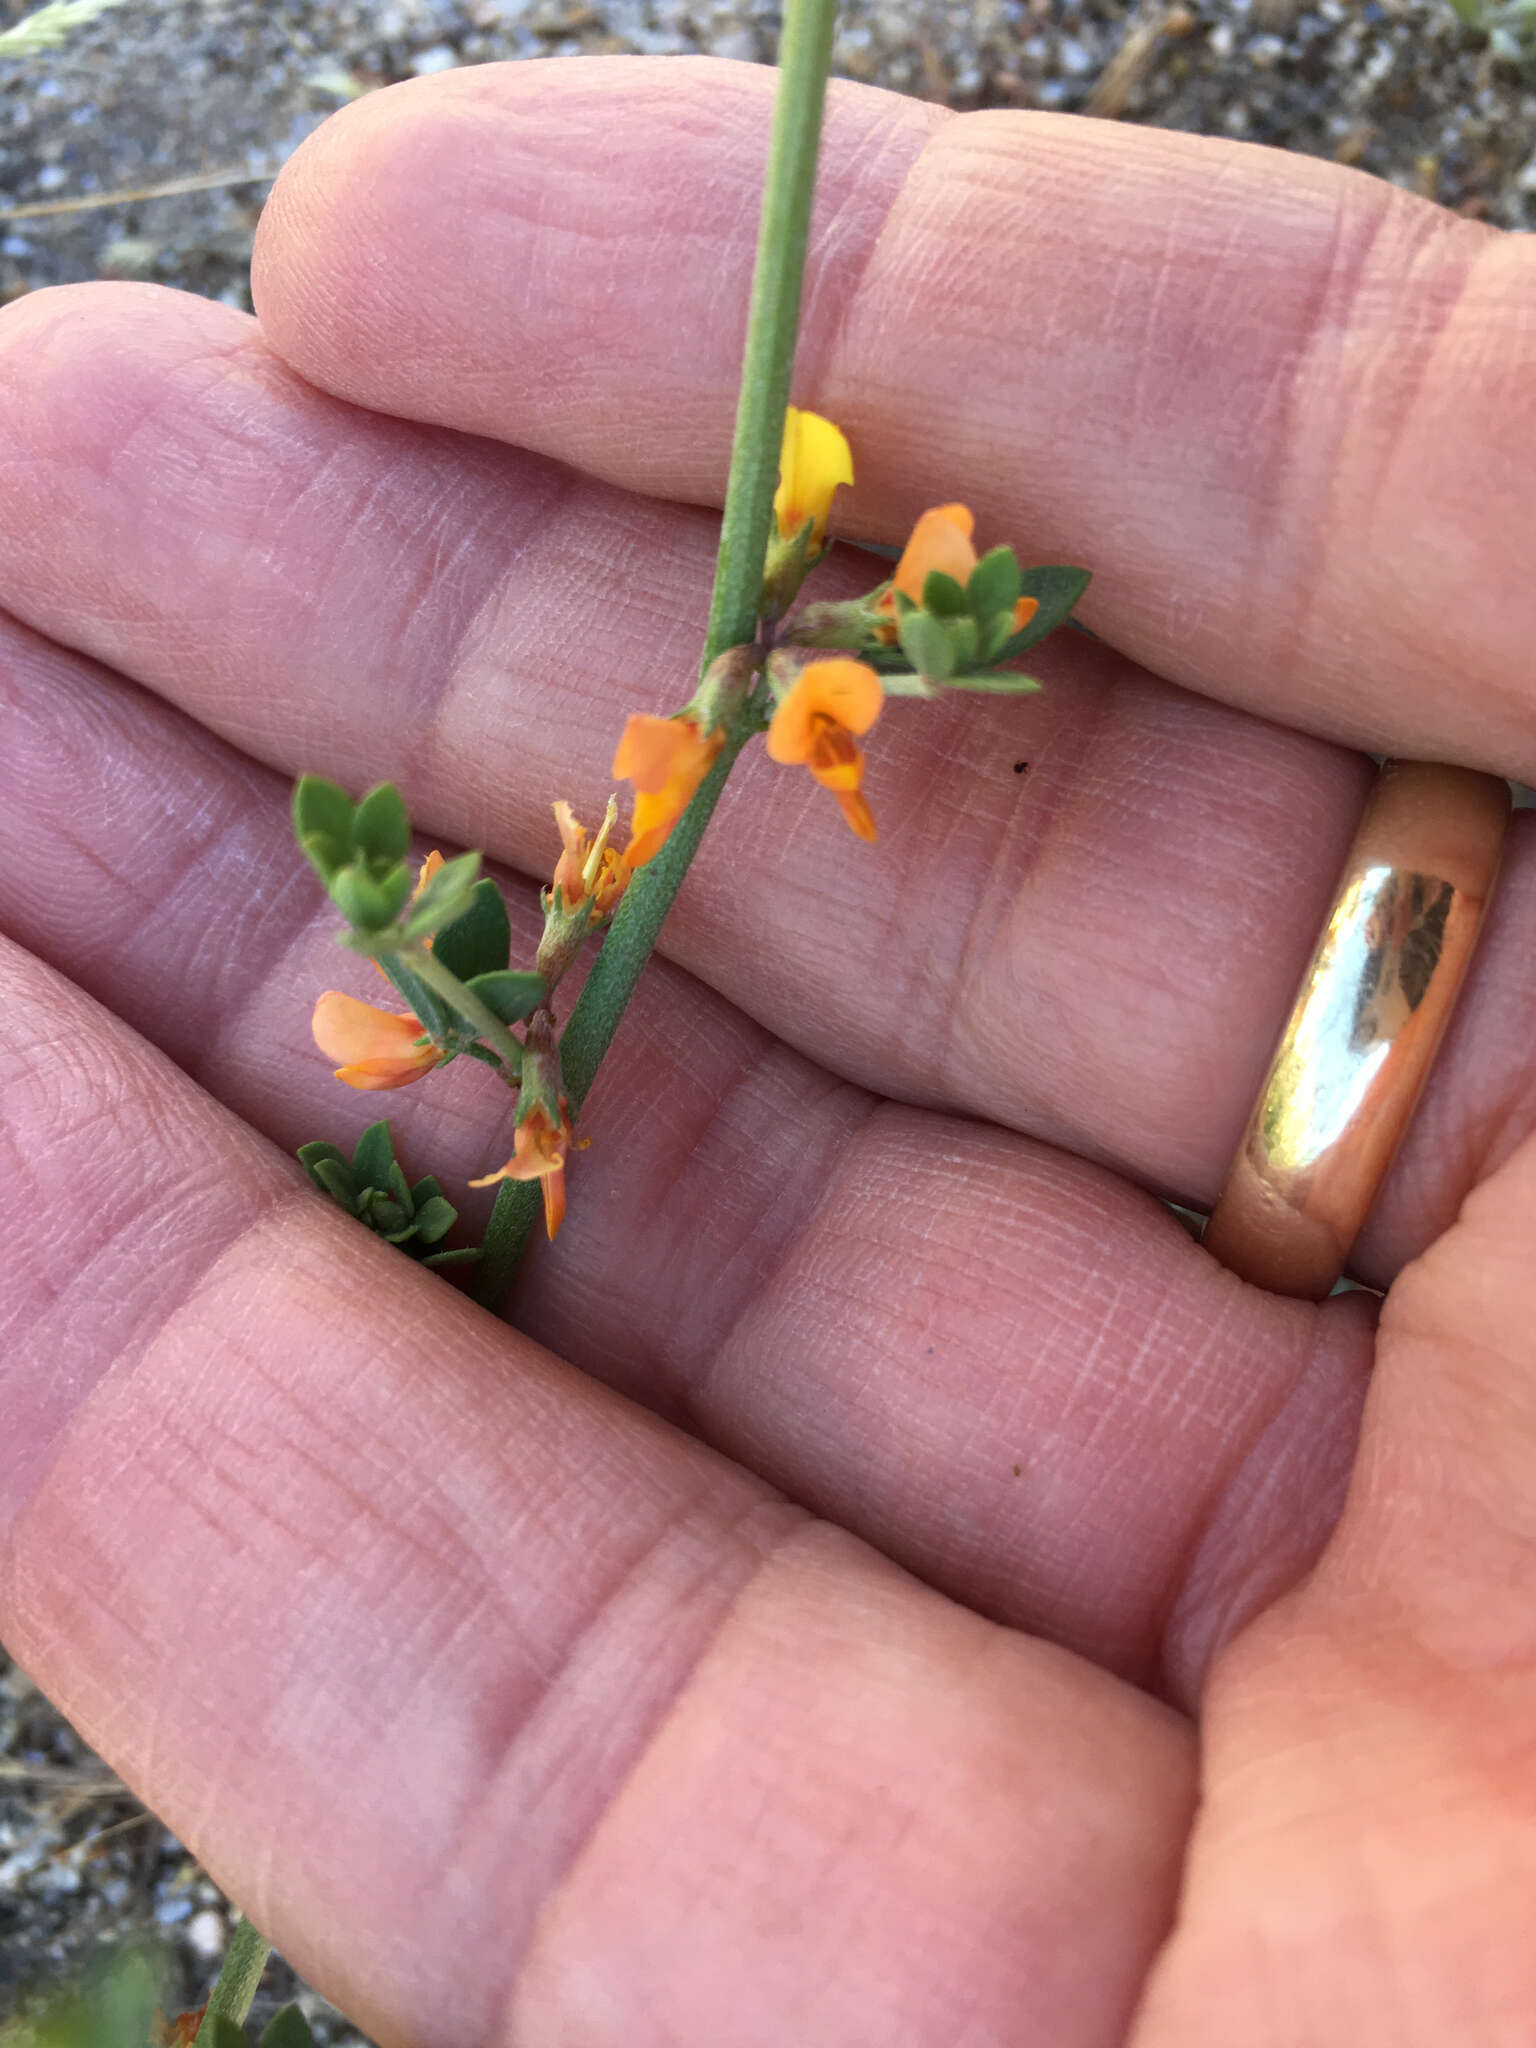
[552,799,629,919]
[773,406,854,553]
[614,713,725,868]
[765,658,884,843]
[312,989,440,1091]
[468,1099,573,1240]
[875,504,1039,639]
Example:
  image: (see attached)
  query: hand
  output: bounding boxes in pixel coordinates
[3,57,1535,2047]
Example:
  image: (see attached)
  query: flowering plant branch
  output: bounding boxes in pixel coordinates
[291,0,1091,1309]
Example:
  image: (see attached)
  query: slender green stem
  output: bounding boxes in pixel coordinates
[391,944,526,1075]
[194,1917,270,2040]
[470,0,837,1312]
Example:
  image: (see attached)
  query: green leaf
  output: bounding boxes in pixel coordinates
[351,1120,396,1194]
[946,615,979,671]
[412,1195,458,1245]
[966,545,1022,622]
[977,609,1018,663]
[351,783,411,865]
[919,569,969,618]
[257,2009,316,2048]
[994,566,1092,660]
[896,607,956,682]
[307,1158,359,1211]
[293,777,356,880]
[464,969,546,1026]
[409,1175,443,1207]
[331,862,412,932]
[385,1159,413,1209]
[201,2020,253,2048]
[375,954,455,1047]
[400,851,482,940]
[296,1140,346,1175]
[433,878,512,983]
[423,1245,482,1270]
[367,1197,409,1235]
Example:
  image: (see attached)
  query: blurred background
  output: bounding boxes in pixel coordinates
[2,0,1533,2037]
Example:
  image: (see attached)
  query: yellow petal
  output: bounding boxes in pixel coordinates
[773,407,854,547]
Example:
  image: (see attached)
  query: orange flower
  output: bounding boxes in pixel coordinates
[613,714,725,867]
[875,504,1039,639]
[312,989,439,1091]
[552,799,629,919]
[765,658,884,843]
[468,1099,573,1239]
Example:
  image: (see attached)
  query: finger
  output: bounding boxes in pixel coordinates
[1,935,1192,2047]
[1134,1131,1536,2045]
[0,607,1374,1700]
[252,60,1536,777]
[0,283,1373,1216]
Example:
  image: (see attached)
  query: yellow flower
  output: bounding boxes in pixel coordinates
[468,1099,573,1240]
[552,799,629,920]
[875,504,1039,639]
[613,713,725,868]
[765,658,884,843]
[312,990,439,1091]
[773,407,853,553]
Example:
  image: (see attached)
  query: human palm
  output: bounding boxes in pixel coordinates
[4,57,1535,2047]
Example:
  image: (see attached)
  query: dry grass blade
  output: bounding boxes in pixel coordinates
[0,164,282,222]
[0,0,128,57]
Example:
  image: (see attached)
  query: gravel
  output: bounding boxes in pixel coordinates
[3,0,1533,2032]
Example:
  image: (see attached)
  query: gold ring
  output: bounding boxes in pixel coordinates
[1203,760,1510,1298]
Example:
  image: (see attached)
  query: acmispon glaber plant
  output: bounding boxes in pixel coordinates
[290,0,1091,1314]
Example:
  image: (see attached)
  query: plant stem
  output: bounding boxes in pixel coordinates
[470,0,837,1313]
[194,1917,270,2041]
[392,944,526,1075]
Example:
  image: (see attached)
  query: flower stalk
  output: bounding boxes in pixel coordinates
[192,1917,270,2043]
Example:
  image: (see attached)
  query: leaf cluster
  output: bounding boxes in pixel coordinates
[884,553,1091,695]
[294,777,481,941]
[298,1120,478,1270]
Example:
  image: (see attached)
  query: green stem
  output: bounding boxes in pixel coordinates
[470,0,836,1313]
[194,1917,270,2040]
[393,943,526,1076]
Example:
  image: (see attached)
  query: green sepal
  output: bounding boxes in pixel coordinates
[307,1157,359,1212]
[350,782,411,864]
[992,566,1092,660]
[920,569,969,618]
[258,2008,316,2048]
[896,607,956,682]
[433,878,512,983]
[464,969,546,1026]
[400,851,482,940]
[423,1245,482,1270]
[293,776,354,877]
[412,1195,458,1244]
[965,545,1022,622]
[201,2020,253,2048]
[331,862,412,933]
[941,672,1044,694]
[409,1175,444,1207]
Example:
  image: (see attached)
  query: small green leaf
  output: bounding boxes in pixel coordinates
[401,850,482,940]
[896,607,956,681]
[966,545,1022,622]
[433,877,513,983]
[993,566,1092,660]
[351,783,411,865]
[409,1175,443,1207]
[920,569,969,618]
[375,955,455,1048]
[331,862,412,932]
[464,969,546,1026]
[423,1245,482,1270]
[367,1196,409,1235]
[977,610,1018,663]
[351,1120,396,1193]
[296,1140,346,1175]
[385,1159,413,1209]
[308,1158,359,1211]
[258,2008,316,2048]
[413,1195,458,1245]
[292,776,354,874]
[946,615,979,671]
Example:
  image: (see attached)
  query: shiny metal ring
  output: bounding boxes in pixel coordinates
[1203,760,1510,1299]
